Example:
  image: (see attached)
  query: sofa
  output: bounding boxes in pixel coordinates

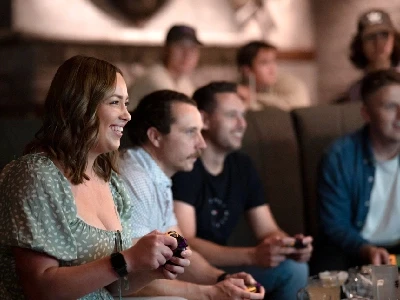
[226,102,364,246]
[0,103,365,241]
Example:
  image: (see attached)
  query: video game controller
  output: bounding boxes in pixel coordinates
[286,237,307,249]
[165,231,188,266]
[245,282,262,293]
[293,237,307,249]
[389,254,400,269]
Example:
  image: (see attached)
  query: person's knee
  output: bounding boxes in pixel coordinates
[280,259,309,282]
[262,260,308,300]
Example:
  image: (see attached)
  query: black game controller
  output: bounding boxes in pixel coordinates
[165,231,188,266]
[246,282,261,293]
[293,237,307,249]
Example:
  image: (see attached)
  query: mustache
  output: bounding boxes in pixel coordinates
[187,149,203,159]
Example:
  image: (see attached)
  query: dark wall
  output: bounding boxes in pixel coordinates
[0,0,11,29]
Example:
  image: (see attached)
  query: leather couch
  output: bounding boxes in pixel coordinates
[229,102,364,246]
[0,103,365,241]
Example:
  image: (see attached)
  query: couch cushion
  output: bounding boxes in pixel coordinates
[229,107,304,246]
[292,103,364,237]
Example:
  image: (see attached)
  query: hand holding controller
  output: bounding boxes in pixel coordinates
[284,235,313,263]
[293,237,307,249]
[165,231,188,265]
[284,236,310,249]
[246,282,262,293]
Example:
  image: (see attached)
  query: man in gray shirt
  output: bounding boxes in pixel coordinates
[119,89,264,300]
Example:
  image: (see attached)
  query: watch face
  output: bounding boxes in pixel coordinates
[111,252,128,277]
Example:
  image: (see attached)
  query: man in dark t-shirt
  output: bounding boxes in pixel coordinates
[173,151,265,246]
[172,81,313,300]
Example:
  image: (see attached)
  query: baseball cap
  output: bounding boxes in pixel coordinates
[165,24,202,45]
[357,9,395,38]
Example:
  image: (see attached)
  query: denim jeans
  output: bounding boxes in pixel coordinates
[223,259,308,300]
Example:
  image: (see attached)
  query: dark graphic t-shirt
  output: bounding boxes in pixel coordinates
[172,151,266,245]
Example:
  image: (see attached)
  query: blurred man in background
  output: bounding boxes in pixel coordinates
[314,70,400,273]
[236,40,310,111]
[128,24,201,110]
[337,9,400,103]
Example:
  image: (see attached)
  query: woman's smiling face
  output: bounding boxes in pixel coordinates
[92,72,131,155]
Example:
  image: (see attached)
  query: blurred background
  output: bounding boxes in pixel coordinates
[0,0,399,116]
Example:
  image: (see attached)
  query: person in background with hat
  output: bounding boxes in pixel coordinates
[337,8,400,103]
[128,24,201,110]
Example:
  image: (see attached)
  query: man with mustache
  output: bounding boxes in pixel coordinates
[172,81,313,300]
[119,89,265,300]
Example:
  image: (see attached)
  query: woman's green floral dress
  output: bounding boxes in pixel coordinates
[0,154,134,299]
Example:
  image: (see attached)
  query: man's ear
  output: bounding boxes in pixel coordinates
[147,127,162,147]
[200,110,210,130]
[360,104,371,123]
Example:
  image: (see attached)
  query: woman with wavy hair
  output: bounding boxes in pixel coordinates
[0,55,190,299]
[339,8,400,103]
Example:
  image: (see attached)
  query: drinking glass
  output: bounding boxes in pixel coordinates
[342,266,373,299]
[297,275,341,300]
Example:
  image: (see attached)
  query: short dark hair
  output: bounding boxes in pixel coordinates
[360,69,400,103]
[127,90,196,147]
[349,32,400,69]
[192,81,238,113]
[236,40,277,68]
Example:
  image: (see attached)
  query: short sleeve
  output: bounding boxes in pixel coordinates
[0,155,78,261]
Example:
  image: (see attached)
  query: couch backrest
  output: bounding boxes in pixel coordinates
[228,107,304,246]
[230,103,365,246]
[242,108,304,235]
[292,103,365,236]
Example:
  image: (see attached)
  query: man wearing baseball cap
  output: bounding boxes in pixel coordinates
[358,9,396,40]
[337,8,400,103]
[128,24,202,110]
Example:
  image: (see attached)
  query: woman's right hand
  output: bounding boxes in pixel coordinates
[162,248,192,279]
[123,230,190,279]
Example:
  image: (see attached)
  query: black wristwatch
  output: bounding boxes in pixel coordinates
[217,272,229,282]
[110,252,128,277]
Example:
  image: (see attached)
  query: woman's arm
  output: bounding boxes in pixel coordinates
[13,232,187,299]
[13,247,121,300]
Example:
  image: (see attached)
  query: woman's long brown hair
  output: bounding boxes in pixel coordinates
[25,55,123,184]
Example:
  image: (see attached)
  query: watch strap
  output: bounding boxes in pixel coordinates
[217,272,229,282]
[110,252,128,278]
